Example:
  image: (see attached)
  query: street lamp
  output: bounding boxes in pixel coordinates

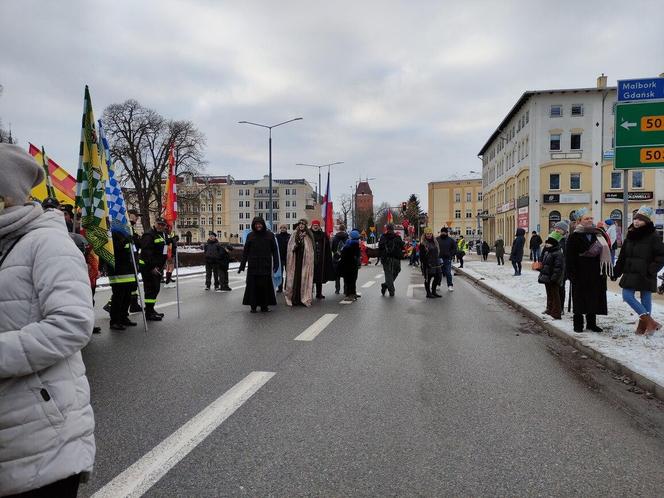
[296,162,344,205]
[469,169,483,254]
[238,117,303,231]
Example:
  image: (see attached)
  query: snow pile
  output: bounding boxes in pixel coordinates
[461,258,664,388]
[96,263,240,287]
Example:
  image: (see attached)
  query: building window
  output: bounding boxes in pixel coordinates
[549,173,560,190]
[632,170,644,189]
[257,188,263,194]
[239,213,243,219]
[570,173,581,190]
[478,192,483,201]
[209,217,213,225]
[525,110,529,124]
[216,204,222,211]
[466,192,472,202]
[550,134,561,151]
[286,200,290,207]
[286,212,290,219]
[550,105,562,117]
[239,190,243,196]
[570,133,582,150]
[238,200,243,207]
[201,217,206,225]
[455,209,461,219]
[216,217,222,225]
[611,171,622,189]
[571,104,584,116]
[466,227,473,236]
[455,193,461,203]
[292,200,296,207]
[465,210,472,218]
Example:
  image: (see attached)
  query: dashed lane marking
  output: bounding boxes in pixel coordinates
[375,273,384,279]
[91,371,275,498]
[361,280,376,288]
[294,313,338,341]
[407,284,425,298]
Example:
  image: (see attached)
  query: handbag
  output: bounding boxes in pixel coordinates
[532,261,543,271]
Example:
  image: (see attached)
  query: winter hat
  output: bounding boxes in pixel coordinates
[0,143,44,207]
[553,220,570,233]
[424,227,433,235]
[350,229,360,239]
[311,219,321,227]
[209,231,217,237]
[634,205,655,223]
[440,227,448,233]
[547,230,563,243]
[573,207,588,220]
[604,219,614,226]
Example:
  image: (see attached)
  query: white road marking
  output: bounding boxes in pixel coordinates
[155,301,178,309]
[375,273,384,279]
[91,371,275,498]
[361,280,376,288]
[339,300,354,305]
[294,313,338,341]
[407,284,425,298]
[231,284,246,290]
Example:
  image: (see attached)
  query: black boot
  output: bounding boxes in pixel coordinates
[573,313,584,333]
[424,280,433,298]
[586,314,603,332]
[432,285,442,297]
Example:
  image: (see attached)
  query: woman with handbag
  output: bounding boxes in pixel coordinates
[565,208,610,332]
[611,206,664,335]
[420,227,443,298]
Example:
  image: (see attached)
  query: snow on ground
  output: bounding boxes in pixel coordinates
[96,262,240,287]
[461,258,664,389]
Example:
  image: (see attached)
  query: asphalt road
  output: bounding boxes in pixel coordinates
[79,262,664,497]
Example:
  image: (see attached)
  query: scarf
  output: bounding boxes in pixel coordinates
[0,203,43,239]
[574,224,612,276]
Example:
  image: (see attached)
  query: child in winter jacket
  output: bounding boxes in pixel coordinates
[537,231,565,319]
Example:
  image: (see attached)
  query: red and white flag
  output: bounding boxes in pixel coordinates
[322,169,333,236]
[163,143,178,226]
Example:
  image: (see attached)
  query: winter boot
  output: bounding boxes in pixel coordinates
[644,314,662,336]
[586,314,603,333]
[431,284,442,298]
[573,314,584,333]
[424,280,433,298]
[636,314,648,335]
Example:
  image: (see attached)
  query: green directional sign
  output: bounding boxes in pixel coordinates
[615,100,664,169]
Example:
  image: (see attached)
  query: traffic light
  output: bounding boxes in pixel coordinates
[401,201,407,212]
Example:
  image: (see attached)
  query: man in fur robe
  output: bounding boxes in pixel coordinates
[284,219,315,307]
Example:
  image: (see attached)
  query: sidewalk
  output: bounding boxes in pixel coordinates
[456,253,664,400]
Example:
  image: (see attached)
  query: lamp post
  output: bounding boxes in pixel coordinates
[238,117,303,231]
[296,162,344,204]
[469,170,483,254]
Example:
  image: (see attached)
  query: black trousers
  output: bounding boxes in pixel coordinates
[110,283,134,323]
[315,282,324,297]
[6,474,80,498]
[205,261,220,288]
[142,270,161,312]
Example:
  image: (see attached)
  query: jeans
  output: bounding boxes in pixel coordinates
[532,247,541,262]
[512,260,522,275]
[622,288,652,316]
[442,258,453,287]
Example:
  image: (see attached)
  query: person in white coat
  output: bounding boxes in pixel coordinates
[604,218,618,263]
[0,144,95,497]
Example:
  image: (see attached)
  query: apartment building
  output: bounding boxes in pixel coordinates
[176,174,233,244]
[427,178,483,236]
[478,74,662,244]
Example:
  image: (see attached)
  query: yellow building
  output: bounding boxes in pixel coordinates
[427,178,483,237]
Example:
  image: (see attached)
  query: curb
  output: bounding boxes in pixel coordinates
[456,266,664,402]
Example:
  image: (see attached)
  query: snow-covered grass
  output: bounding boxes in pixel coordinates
[96,262,240,287]
[460,257,664,390]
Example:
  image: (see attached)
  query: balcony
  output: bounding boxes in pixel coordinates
[254,191,279,198]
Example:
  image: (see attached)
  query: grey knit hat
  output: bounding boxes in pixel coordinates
[553,220,570,234]
[0,144,44,206]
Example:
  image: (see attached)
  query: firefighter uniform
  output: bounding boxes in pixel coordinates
[107,229,138,329]
[140,220,168,319]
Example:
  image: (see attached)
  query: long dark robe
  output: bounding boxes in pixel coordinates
[312,230,335,284]
[565,231,608,315]
[240,219,278,308]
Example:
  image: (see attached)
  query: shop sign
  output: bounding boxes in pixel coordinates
[543,194,560,203]
[496,200,515,213]
[517,207,529,229]
[559,193,591,204]
[517,196,529,208]
[604,191,654,202]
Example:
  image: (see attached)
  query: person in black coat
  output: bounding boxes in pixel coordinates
[481,240,490,261]
[537,231,565,319]
[529,231,543,262]
[275,224,291,293]
[509,228,526,275]
[331,225,349,294]
[203,232,224,291]
[108,227,138,330]
[565,208,610,332]
[436,227,457,290]
[339,229,361,301]
[310,219,335,299]
[238,216,279,312]
[420,227,442,298]
[612,206,664,335]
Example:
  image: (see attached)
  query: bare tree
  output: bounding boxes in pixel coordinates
[0,84,15,144]
[102,100,206,231]
[337,193,352,226]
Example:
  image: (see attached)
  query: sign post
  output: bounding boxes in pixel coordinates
[615,77,664,231]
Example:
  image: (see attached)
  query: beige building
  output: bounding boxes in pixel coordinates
[176,174,233,244]
[229,176,319,242]
[479,74,662,245]
[428,178,483,237]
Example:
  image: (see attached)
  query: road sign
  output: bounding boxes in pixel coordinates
[618,77,664,102]
[614,100,664,169]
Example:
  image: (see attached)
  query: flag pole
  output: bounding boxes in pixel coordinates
[129,239,149,333]
[41,146,56,199]
[174,220,181,319]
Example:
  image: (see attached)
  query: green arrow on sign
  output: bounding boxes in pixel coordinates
[620,121,637,130]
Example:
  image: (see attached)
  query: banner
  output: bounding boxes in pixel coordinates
[29,143,76,205]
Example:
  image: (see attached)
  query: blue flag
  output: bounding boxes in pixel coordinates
[99,120,129,235]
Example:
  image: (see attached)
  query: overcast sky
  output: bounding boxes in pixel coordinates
[1,0,662,209]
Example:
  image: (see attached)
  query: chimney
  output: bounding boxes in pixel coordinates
[597,73,607,89]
